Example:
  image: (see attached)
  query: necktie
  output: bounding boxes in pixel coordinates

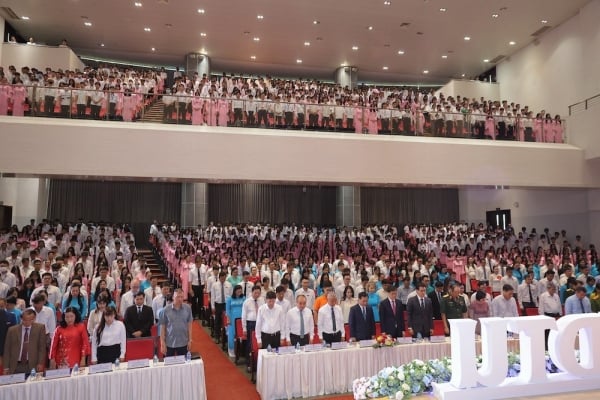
[391,299,396,315]
[20,327,29,362]
[484,261,489,279]
[420,298,424,309]
[579,298,585,313]
[244,284,248,298]
[254,299,258,314]
[331,306,337,332]
[362,306,366,320]
[270,270,274,284]
[163,299,166,307]
[299,309,305,337]
[528,284,533,303]
[437,292,441,302]
[221,282,225,303]
[138,306,142,315]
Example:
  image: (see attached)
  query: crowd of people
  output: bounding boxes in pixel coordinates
[0,220,193,377]
[153,221,596,366]
[0,63,563,142]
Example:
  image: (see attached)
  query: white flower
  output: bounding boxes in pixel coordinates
[402,383,410,391]
[414,359,425,366]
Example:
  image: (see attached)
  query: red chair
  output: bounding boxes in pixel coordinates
[125,338,155,361]
[492,292,500,298]
[312,325,321,344]
[524,307,539,316]
[432,319,445,336]
[344,323,350,341]
[459,273,467,285]
[375,322,381,337]
[250,335,259,383]
[151,324,158,337]
[202,293,210,326]
[470,279,479,292]
[234,318,246,364]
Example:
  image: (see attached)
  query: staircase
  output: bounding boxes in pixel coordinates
[140,100,165,123]
[138,247,168,286]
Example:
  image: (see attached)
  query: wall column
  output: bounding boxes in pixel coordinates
[336,186,361,227]
[0,177,49,227]
[181,183,208,228]
[335,66,358,89]
[185,53,210,77]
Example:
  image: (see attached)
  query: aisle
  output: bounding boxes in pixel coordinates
[191,321,260,400]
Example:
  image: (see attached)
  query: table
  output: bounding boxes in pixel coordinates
[256,339,520,400]
[0,360,207,400]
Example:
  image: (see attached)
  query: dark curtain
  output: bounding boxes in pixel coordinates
[48,180,181,239]
[208,184,336,225]
[361,187,459,224]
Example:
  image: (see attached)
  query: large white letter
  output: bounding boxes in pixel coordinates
[548,314,600,377]
[449,317,508,388]
[506,315,557,384]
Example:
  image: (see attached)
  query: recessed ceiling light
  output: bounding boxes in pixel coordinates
[84,22,92,26]
[144,27,151,32]
[340,63,347,67]
[541,19,548,24]
[439,8,447,12]
[21,16,30,20]
[352,46,359,50]
[100,43,105,47]
[368,26,374,30]
[134,2,142,7]
[483,59,490,63]
[257,15,264,19]
[464,36,471,41]
[296,59,303,63]
[423,70,429,74]
[384,1,391,5]
[250,56,256,60]
[382,66,389,70]
[442,55,448,59]
[461,73,465,77]
[492,13,499,18]
[509,41,516,45]
[253,37,260,42]
[397,50,405,55]
[197,9,205,14]
[200,32,207,37]
[313,20,320,25]
[151,47,156,51]
[304,41,311,46]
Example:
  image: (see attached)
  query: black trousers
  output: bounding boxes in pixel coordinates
[214,302,226,338]
[257,110,268,126]
[44,96,55,116]
[402,117,412,135]
[166,345,188,356]
[289,333,310,346]
[284,112,293,126]
[97,344,121,364]
[246,320,256,364]
[297,113,305,128]
[76,104,86,118]
[247,111,255,126]
[260,331,281,349]
[190,285,202,318]
[346,118,353,131]
[322,331,342,345]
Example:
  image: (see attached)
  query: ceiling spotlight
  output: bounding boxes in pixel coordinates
[313,20,320,25]
[368,26,374,30]
[397,50,405,55]
[84,21,92,26]
[541,19,548,24]
[296,59,303,63]
[134,2,142,7]
[461,73,465,77]
[253,37,260,41]
[509,41,516,45]
[304,41,311,46]
[382,66,389,70]
[200,32,207,37]
[423,70,429,74]
[21,16,30,20]
[151,47,156,51]
[250,55,256,60]
[492,13,499,18]
[483,59,490,63]
[197,9,205,14]
[442,55,448,59]
[439,8,447,12]
[384,1,391,5]
[464,36,470,41]
[257,15,264,19]
[352,46,359,50]
[100,43,105,47]
[144,27,151,32]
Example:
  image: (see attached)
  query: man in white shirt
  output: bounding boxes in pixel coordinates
[517,274,538,313]
[119,279,141,318]
[30,273,62,310]
[241,286,264,369]
[275,286,291,314]
[91,265,116,293]
[188,259,202,319]
[210,272,232,344]
[144,276,161,306]
[261,261,281,287]
[255,291,285,349]
[30,293,56,345]
[317,292,344,344]
[152,283,172,323]
[500,267,519,292]
[0,261,17,288]
[285,294,314,346]
[537,282,562,349]
[490,285,519,318]
[295,278,316,310]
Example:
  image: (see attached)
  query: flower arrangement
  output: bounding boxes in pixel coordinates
[352,352,565,400]
[373,333,395,348]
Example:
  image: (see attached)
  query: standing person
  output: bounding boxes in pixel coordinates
[348,292,376,341]
[538,282,562,349]
[440,284,468,336]
[211,272,232,343]
[91,306,126,364]
[469,291,490,335]
[50,307,90,368]
[159,288,193,356]
[564,287,592,315]
[255,291,285,349]
[241,286,263,370]
[225,285,245,358]
[406,283,433,339]
[124,292,154,338]
[189,258,203,319]
[11,81,27,117]
[285,294,314,346]
[191,91,204,125]
[517,273,538,315]
[2,309,45,375]
[379,286,405,338]
[62,282,88,320]
[490,285,519,318]
[317,292,344,345]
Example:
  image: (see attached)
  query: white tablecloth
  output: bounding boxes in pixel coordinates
[0,360,207,400]
[256,340,520,400]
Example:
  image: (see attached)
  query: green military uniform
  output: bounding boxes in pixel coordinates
[441,294,467,320]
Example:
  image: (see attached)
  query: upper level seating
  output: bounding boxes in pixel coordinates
[0,64,564,143]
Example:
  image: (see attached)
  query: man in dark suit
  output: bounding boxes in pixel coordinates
[124,292,154,338]
[378,286,405,338]
[428,281,445,320]
[406,283,434,338]
[3,309,47,374]
[348,292,376,341]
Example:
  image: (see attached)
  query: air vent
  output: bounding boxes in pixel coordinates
[531,26,552,37]
[399,22,411,28]
[1,7,20,19]
[489,55,505,64]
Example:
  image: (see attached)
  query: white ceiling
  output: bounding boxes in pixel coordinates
[1,0,590,83]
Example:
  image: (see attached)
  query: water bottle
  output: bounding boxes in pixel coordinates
[114,358,120,369]
[72,363,79,376]
[295,342,300,352]
[153,354,159,366]
[185,351,192,363]
[28,369,37,382]
[267,344,272,353]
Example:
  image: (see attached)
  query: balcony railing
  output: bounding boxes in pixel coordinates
[0,85,566,143]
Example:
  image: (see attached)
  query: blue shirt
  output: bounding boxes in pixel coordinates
[564,295,592,315]
[62,296,88,319]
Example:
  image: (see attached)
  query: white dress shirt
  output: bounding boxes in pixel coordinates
[119,291,135,317]
[317,304,344,339]
[91,320,127,362]
[517,282,538,307]
[490,295,519,318]
[275,298,291,314]
[210,280,233,309]
[31,285,62,307]
[29,305,56,337]
[538,291,562,316]
[295,288,316,309]
[241,297,264,332]
[285,306,315,341]
[255,304,285,341]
